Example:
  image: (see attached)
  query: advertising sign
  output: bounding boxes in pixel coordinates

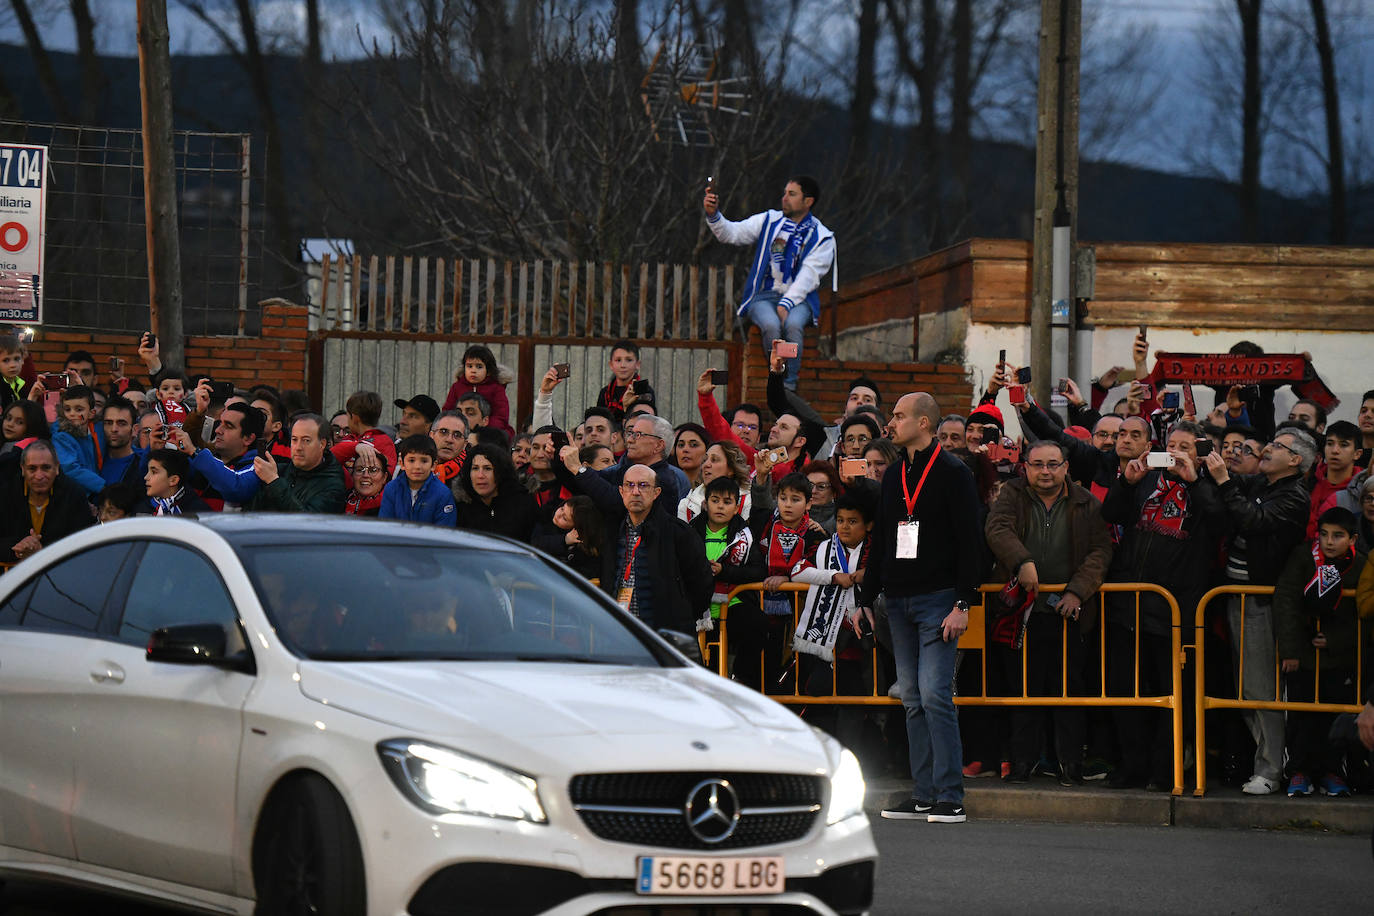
[0,143,47,324]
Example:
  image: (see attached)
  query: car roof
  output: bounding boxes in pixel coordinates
[195,513,536,555]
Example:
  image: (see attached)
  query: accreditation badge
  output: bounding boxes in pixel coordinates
[895,520,920,559]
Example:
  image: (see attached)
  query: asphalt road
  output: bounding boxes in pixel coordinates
[3,818,1369,914]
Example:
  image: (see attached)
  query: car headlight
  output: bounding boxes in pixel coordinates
[378,739,546,823]
[826,747,866,825]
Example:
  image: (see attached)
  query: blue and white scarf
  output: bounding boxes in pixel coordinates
[770,213,815,291]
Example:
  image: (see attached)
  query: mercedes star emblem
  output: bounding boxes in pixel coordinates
[684,778,741,844]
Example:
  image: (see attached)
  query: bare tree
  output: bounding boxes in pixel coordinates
[1236,0,1262,240]
[332,1,808,267]
[8,0,74,121]
[1307,0,1344,241]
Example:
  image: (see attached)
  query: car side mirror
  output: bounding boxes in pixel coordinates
[657,628,705,666]
[147,623,250,672]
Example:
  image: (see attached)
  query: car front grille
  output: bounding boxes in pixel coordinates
[568,772,824,851]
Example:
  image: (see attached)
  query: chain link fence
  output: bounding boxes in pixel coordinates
[0,120,271,336]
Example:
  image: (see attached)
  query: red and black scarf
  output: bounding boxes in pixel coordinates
[1137,474,1190,540]
[765,512,812,577]
[601,374,641,413]
[1304,539,1355,621]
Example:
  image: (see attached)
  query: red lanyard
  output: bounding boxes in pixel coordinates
[901,444,941,519]
[621,533,642,586]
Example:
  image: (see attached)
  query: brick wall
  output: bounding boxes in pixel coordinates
[738,326,975,421]
[23,300,311,394]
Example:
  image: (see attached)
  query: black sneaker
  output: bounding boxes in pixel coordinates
[880,797,933,819]
[927,801,966,823]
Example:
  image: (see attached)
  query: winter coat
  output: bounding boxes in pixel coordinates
[380,473,458,527]
[1273,543,1368,672]
[248,450,347,514]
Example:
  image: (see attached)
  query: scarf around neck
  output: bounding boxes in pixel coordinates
[1304,538,1355,621]
[1137,474,1190,540]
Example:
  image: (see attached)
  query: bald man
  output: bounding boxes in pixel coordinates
[858,392,983,824]
[555,448,713,641]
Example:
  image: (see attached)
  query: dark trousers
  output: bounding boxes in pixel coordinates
[1108,624,1187,782]
[1286,668,1358,779]
[728,604,788,693]
[998,612,1086,769]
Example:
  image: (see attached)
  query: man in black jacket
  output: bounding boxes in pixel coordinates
[857,391,983,824]
[1202,426,1315,796]
[1,440,96,563]
[557,448,712,639]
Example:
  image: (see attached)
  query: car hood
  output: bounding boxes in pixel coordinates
[297,660,811,742]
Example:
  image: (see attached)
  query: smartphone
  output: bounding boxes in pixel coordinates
[142,331,157,349]
[767,446,789,464]
[108,356,123,373]
[1182,381,1197,417]
[773,340,799,359]
[1146,451,1176,468]
[631,379,651,395]
[986,440,1021,463]
[1015,366,1032,385]
[1138,325,1148,339]
[705,175,714,191]
[17,327,34,343]
[40,372,69,391]
[1161,391,1180,409]
[1058,378,1070,395]
[550,429,570,452]
[998,349,1007,366]
[1045,593,1062,609]
[1195,438,1214,458]
[1008,385,1027,405]
[709,369,730,386]
[209,380,235,401]
[553,362,571,379]
[840,457,868,477]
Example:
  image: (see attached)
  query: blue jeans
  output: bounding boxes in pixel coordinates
[886,589,963,804]
[744,290,809,389]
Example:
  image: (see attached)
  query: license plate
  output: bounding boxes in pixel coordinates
[636,855,784,896]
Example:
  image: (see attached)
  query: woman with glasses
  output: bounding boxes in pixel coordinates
[344,442,388,516]
[802,460,843,535]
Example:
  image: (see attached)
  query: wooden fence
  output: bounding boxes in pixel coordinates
[317,254,740,342]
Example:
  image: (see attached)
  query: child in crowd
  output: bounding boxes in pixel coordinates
[792,491,878,758]
[689,476,764,660]
[0,334,29,410]
[154,368,187,403]
[380,434,457,527]
[142,447,209,516]
[51,385,106,496]
[597,339,654,421]
[1275,506,1369,797]
[733,473,824,691]
[443,344,511,436]
[97,482,144,522]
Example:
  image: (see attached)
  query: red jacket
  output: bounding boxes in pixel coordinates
[443,377,511,436]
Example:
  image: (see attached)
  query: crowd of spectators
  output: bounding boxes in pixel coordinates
[4,281,1374,821]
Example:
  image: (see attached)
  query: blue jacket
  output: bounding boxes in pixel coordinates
[706,208,836,322]
[52,425,106,495]
[379,473,457,527]
[190,448,262,509]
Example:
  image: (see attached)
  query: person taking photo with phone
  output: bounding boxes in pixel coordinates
[1097,420,1225,790]
[703,175,836,391]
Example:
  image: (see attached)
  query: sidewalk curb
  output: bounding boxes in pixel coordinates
[864,776,1374,833]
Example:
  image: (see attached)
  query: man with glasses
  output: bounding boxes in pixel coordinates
[1203,426,1315,795]
[429,410,469,486]
[1089,415,1122,455]
[557,452,712,640]
[581,414,686,507]
[1220,426,1263,476]
[1017,399,1152,508]
[986,440,1113,786]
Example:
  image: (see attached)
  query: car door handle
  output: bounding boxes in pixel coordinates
[90,663,126,684]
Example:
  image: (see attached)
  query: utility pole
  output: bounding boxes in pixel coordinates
[1029,0,1080,404]
[137,0,184,370]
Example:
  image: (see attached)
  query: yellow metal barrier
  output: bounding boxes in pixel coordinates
[716,579,1188,795]
[1192,584,1362,796]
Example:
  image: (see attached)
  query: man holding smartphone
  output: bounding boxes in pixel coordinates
[703,176,835,390]
[856,391,982,824]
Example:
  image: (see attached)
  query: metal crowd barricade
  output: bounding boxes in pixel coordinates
[716,580,1187,795]
[1192,584,1363,796]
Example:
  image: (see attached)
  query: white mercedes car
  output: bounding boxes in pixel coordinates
[0,515,876,915]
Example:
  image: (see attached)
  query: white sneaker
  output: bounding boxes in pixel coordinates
[1241,775,1278,795]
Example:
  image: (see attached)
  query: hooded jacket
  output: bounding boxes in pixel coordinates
[380,473,458,527]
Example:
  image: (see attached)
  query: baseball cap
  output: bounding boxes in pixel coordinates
[393,394,440,422]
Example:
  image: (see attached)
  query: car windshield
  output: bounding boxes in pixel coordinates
[240,543,663,666]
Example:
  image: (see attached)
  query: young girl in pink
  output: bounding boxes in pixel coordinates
[442,345,512,436]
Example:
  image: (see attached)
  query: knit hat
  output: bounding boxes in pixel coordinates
[968,404,1005,434]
